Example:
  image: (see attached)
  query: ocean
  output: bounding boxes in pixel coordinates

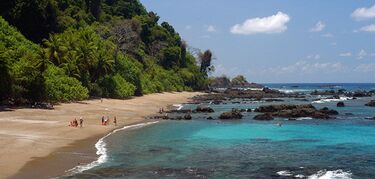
[65,83,375,179]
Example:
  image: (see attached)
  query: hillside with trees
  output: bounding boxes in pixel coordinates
[0,0,213,104]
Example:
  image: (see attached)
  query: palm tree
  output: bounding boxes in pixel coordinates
[43,35,66,66]
[35,48,52,73]
[92,48,114,82]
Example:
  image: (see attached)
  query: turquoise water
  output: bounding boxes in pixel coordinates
[67,84,375,179]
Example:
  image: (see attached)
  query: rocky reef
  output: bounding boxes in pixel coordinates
[254,104,339,120]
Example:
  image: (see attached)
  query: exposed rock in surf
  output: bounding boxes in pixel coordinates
[254,104,338,119]
[219,110,243,120]
[253,113,274,120]
[337,102,345,107]
[195,106,214,113]
[365,100,375,107]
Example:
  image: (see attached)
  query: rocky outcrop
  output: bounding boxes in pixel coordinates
[337,102,345,107]
[365,100,375,107]
[254,104,338,119]
[195,106,214,113]
[219,110,243,120]
[253,113,274,120]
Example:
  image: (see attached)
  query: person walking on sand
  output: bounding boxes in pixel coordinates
[79,117,84,128]
[114,116,117,126]
[101,116,105,125]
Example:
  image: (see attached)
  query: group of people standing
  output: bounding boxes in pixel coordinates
[69,116,118,128]
[102,116,117,126]
[69,117,84,128]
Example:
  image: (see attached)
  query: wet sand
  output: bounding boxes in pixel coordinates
[0,92,201,179]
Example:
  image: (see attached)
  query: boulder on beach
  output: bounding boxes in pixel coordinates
[219,111,243,120]
[253,113,274,120]
[337,102,345,107]
[195,106,214,113]
[365,100,375,107]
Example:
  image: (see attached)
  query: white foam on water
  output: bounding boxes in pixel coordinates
[276,89,312,94]
[296,117,313,121]
[277,170,293,176]
[172,104,184,110]
[308,169,352,179]
[67,121,159,174]
[312,97,353,104]
[295,174,305,178]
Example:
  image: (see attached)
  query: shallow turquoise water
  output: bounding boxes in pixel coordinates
[67,84,375,179]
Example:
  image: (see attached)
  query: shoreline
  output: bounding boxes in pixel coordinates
[12,119,158,179]
[0,92,202,179]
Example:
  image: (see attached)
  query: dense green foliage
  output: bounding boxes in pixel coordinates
[0,0,211,104]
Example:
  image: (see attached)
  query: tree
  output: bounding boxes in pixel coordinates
[231,75,248,86]
[199,50,214,75]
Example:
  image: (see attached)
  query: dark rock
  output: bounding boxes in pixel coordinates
[253,113,274,120]
[207,116,214,120]
[247,109,252,112]
[365,100,375,107]
[195,106,215,113]
[319,107,339,115]
[219,111,243,120]
[265,98,284,102]
[337,102,345,107]
[254,104,337,119]
[184,114,192,120]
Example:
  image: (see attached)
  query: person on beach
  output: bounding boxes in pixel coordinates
[73,118,78,127]
[79,117,84,128]
[114,116,117,126]
[101,116,105,125]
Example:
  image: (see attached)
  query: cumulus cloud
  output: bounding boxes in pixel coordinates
[359,24,375,32]
[358,49,367,59]
[310,21,325,32]
[253,61,346,75]
[230,12,290,35]
[307,54,321,60]
[355,63,375,72]
[321,33,334,38]
[207,25,216,32]
[339,52,352,57]
[352,4,375,20]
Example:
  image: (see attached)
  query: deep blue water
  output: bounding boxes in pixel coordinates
[67,84,375,179]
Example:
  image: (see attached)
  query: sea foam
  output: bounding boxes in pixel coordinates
[66,121,159,174]
[312,97,353,104]
[308,169,352,179]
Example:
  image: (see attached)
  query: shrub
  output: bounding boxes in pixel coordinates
[44,66,89,102]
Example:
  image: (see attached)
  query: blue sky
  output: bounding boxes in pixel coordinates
[140,0,375,83]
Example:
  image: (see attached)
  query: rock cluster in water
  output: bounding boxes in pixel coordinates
[365,100,375,107]
[253,104,339,120]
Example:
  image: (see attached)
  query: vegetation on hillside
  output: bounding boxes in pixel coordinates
[0,0,213,104]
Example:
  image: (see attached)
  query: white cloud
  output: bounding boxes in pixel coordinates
[306,54,321,60]
[339,52,352,57]
[207,25,216,32]
[230,12,290,35]
[321,33,334,38]
[262,61,346,75]
[352,4,375,20]
[310,21,325,32]
[359,24,375,32]
[355,63,375,72]
[358,49,367,59]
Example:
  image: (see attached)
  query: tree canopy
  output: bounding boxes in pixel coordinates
[0,0,212,104]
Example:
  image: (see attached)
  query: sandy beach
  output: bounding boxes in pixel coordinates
[0,92,201,179]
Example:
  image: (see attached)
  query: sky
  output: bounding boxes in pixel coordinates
[140,0,375,83]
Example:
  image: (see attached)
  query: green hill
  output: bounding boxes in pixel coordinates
[0,0,212,104]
